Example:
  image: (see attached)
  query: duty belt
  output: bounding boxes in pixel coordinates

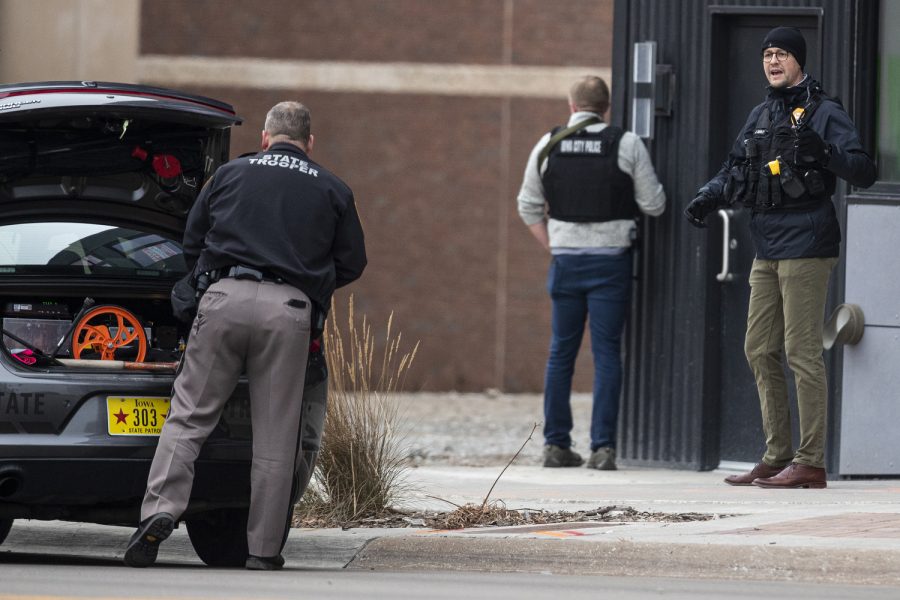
[214,265,286,284]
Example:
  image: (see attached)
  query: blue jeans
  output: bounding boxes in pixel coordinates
[543,252,632,451]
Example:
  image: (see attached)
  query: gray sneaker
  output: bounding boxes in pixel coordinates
[542,444,584,468]
[587,447,617,470]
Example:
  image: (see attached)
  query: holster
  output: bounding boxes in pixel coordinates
[311,302,327,341]
[171,268,201,323]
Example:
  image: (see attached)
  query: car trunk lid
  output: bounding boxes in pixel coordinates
[0,81,242,230]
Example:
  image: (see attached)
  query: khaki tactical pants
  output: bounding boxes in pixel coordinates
[744,257,838,469]
[142,277,311,557]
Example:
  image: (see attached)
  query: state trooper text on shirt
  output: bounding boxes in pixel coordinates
[249,153,319,177]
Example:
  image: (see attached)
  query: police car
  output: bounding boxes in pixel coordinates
[0,82,325,565]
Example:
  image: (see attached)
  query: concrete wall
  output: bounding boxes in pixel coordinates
[0,0,139,83]
[0,0,617,393]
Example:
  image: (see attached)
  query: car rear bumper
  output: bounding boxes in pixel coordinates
[0,455,251,523]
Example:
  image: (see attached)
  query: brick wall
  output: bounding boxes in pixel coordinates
[139,0,614,392]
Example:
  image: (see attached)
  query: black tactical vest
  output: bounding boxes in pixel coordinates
[541,125,638,223]
[725,95,834,211]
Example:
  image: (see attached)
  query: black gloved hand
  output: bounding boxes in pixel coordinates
[795,127,830,165]
[684,193,716,228]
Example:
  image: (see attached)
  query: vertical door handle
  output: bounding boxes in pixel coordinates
[716,209,735,282]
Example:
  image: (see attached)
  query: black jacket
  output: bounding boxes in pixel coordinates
[183,142,367,309]
[699,76,875,259]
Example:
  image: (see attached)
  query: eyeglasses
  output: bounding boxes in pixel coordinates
[762,50,790,62]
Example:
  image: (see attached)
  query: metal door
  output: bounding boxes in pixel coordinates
[708,11,821,466]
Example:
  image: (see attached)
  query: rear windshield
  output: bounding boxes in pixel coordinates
[0,222,186,278]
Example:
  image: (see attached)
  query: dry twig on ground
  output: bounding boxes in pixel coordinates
[431,423,539,529]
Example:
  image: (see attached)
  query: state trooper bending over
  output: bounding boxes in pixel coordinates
[125,101,366,570]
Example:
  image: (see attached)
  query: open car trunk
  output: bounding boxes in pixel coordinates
[0,218,197,373]
[0,82,242,372]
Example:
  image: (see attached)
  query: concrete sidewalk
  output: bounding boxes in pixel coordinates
[340,464,900,585]
[357,392,900,584]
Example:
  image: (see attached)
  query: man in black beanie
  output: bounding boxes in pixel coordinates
[684,27,875,488]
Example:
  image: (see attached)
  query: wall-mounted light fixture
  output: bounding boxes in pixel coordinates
[631,41,656,139]
[631,41,676,140]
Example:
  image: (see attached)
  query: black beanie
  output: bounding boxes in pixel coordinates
[761,26,806,69]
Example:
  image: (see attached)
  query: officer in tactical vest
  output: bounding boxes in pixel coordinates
[518,76,666,471]
[685,27,875,488]
[124,101,366,569]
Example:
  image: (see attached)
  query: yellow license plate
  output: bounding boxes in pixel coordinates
[107,396,170,436]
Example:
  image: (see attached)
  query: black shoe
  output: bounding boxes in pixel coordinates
[542,444,584,468]
[246,554,285,570]
[124,512,175,568]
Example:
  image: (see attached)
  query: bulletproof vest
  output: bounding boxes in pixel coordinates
[541,125,638,223]
[726,95,834,211]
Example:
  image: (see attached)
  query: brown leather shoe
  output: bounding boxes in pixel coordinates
[723,462,784,486]
[753,463,827,489]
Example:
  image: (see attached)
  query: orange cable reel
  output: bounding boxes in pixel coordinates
[71,305,148,362]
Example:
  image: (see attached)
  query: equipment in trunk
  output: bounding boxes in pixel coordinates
[1,296,188,371]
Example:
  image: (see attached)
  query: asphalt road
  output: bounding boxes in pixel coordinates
[2,521,899,600]
[2,558,899,600]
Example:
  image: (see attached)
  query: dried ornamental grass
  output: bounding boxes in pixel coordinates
[298,295,419,525]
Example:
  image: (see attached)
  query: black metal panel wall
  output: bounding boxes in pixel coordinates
[612,0,865,470]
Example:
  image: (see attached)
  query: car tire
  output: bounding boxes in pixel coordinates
[0,518,12,545]
[186,508,249,567]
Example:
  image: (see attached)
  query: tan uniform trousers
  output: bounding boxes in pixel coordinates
[142,277,311,557]
[744,257,838,469]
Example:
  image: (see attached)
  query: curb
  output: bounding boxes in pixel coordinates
[347,535,900,585]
